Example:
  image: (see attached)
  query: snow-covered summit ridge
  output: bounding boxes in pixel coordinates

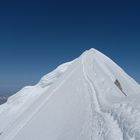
[0,48,140,140]
[1,48,140,108]
[39,47,139,92]
[83,48,140,96]
[1,48,140,107]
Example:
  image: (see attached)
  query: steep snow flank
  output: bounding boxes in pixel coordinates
[94,48,140,96]
[0,60,74,134]
[0,48,140,140]
[82,51,123,140]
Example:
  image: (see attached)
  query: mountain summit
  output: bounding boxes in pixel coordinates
[0,48,140,140]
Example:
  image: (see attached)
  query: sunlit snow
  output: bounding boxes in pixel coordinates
[0,48,140,140]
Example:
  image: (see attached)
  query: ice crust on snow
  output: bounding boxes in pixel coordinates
[0,48,140,140]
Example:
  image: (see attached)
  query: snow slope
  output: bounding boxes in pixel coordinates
[0,48,140,140]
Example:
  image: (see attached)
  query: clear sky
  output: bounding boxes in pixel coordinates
[0,0,140,95]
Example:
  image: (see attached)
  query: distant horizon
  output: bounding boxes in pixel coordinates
[0,0,140,96]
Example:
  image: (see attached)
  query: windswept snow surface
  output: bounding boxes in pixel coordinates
[0,48,140,140]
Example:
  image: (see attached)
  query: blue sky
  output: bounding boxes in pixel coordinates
[0,0,140,95]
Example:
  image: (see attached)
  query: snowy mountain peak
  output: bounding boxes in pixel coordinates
[0,48,140,140]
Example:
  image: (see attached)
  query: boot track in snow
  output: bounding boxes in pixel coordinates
[81,51,123,140]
